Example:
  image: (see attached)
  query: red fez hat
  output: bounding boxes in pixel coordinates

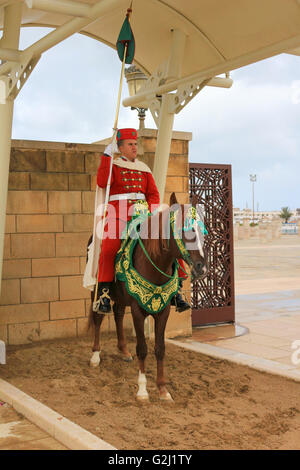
[116,128,137,141]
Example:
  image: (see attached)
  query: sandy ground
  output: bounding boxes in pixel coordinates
[1,333,300,450]
[1,235,300,450]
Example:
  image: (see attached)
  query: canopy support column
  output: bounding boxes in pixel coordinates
[152,29,186,200]
[0,3,22,296]
[152,94,175,200]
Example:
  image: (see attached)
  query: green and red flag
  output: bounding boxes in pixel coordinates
[116,8,135,64]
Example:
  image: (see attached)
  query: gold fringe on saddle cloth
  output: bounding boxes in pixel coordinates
[115,204,179,314]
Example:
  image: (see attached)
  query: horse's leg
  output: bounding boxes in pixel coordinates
[89,303,105,367]
[113,302,133,362]
[131,305,149,401]
[154,307,173,401]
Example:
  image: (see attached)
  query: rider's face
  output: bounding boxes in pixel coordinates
[119,139,138,161]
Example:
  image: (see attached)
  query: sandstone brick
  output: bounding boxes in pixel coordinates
[8,322,40,345]
[69,174,90,191]
[77,317,90,337]
[8,172,30,190]
[85,152,101,174]
[164,192,189,205]
[46,151,84,173]
[21,277,59,303]
[0,302,49,325]
[167,155,189,177]
[3,235,10,259]
[0,279,20,305]
[2,259,31,279]
[80,257,87,274]
[10,149,46,171]
[165,176,184,193]
[170,140,184,154]
[141,138,156,153]
[182,140,189,154]
[56,233,90,257]
[11,233,55,259]
[91,175,97,190]
[138,153,155,172]
[39,319,77,341]
[85,298,91,315]
[48,191,81,214]
[82,191,95,214]
[6,191,47,214]
[30,172,68,190]
[50,299,85,320]
[32,257,80,277]
[16,214,63,233]
[63,214,93,232]
[0,325,7,342]
[165,306,192,339]
[59,275,90,301]
[5,215,16,233]
[123,312,134,331]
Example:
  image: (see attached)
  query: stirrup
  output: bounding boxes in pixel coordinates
[171,289,191,313]
[93,287,112,314]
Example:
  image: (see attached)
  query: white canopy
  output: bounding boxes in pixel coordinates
[1,0,300,78]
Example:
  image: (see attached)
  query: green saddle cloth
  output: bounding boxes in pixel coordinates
[115,206,179,314]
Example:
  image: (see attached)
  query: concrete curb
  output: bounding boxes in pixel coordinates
[0,378,116,450]
[167,339,300,382]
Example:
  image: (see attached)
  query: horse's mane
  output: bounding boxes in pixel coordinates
[140,206,172,259]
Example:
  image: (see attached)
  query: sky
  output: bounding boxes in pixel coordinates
[8,27,300,211]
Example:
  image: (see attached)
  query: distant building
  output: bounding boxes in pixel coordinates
[233,207,298,224]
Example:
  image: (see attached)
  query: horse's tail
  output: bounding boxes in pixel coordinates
[86,234,94,333]
[87,300,94,332]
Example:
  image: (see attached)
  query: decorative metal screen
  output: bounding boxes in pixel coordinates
[189,163,235,326]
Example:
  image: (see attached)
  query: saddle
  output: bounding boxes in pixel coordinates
[114,204,179,314]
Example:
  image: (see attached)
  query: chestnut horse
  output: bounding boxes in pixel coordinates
[88,192,207,402]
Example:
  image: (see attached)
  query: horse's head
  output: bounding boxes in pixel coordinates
[169,192,208,281]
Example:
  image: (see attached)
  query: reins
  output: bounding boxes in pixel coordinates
[136,210,190,280]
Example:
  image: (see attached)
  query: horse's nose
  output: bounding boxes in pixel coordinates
[195,261,207,276]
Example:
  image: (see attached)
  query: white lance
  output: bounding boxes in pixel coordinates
[92,41,129,312]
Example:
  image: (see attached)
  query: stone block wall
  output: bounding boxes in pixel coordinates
[1,129,192,345]
[234,220,283,243]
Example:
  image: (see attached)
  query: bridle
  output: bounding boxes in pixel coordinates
[135,205,207,280]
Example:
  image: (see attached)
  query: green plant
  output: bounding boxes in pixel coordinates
[279,207,293,224]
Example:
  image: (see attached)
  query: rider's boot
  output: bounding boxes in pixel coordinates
[95,282,112,314]
[171,279,191,313]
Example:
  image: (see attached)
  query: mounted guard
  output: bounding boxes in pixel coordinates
[82,3,208,402]
[83,127,190,313]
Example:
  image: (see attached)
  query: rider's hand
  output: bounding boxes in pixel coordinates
[104,138,118,157]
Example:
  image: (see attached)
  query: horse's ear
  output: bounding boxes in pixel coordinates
[191,194,198,207]
[169,192,178,207]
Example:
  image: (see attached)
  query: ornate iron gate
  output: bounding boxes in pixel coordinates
[189,163,235,326]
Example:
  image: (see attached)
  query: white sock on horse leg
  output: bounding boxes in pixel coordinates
[137,371,149,400]
[90,350,101,367]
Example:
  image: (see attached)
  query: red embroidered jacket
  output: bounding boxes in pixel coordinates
[97,155,160,221]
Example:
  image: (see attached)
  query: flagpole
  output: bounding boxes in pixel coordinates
[93,8,132,311]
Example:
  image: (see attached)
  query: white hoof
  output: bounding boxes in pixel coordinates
[137,371,149,401]
[160,392,173,402]
[90,351,101,367]
[136,392,149,402]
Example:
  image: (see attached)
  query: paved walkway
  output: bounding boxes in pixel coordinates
[188,290,300,373]
[0,402,67,450]
[176,237,300,378]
